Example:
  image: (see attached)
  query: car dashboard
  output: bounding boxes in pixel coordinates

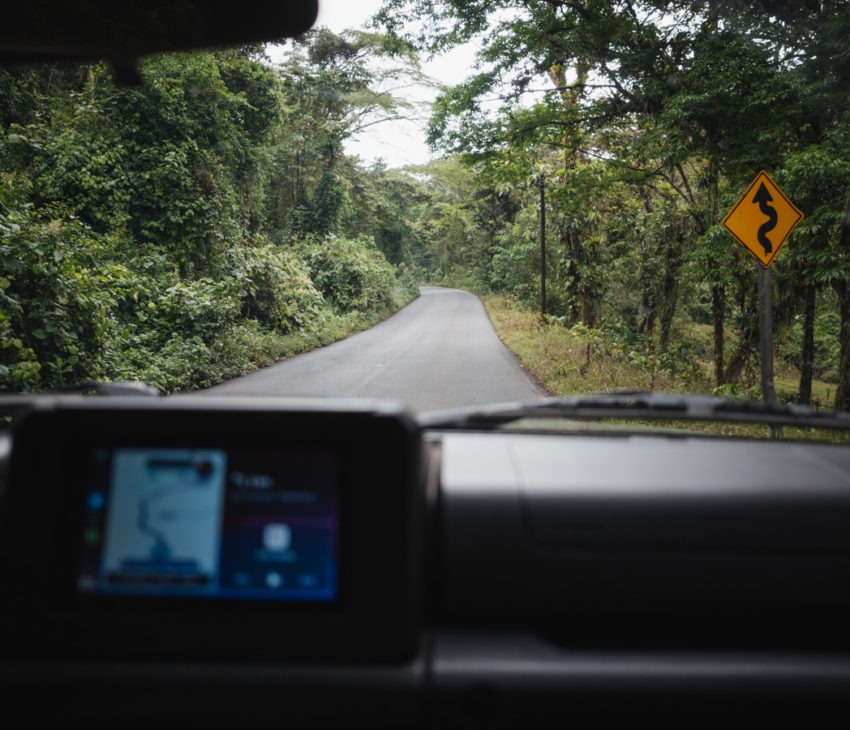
[1,395,850,726]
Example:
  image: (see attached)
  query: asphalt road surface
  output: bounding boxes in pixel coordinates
[201,286,547,413]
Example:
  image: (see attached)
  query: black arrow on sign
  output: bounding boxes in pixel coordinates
[752,182,778,254]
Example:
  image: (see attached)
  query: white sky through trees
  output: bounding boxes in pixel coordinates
[295,0,477,168]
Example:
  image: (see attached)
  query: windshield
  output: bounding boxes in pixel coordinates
[2,0,850,441]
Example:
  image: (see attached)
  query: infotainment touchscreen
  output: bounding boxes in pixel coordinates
[3,400,421,661]
[77,447,339,602]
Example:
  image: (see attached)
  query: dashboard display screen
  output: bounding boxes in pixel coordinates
[77,447,339,602]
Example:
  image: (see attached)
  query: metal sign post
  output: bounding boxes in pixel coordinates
[758,265,777,408]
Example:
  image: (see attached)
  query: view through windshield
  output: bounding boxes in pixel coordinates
[2,0,849,436]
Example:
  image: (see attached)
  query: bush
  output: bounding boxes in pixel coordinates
[781,308,842,381]
[489,210,540,309]
[0,191,114,392]
[100,255,239,373]
[227,243,324,333]
[298,234,412,313]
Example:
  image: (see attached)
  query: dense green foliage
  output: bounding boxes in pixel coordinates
[0,35,428,394]
[376,0,850,409]
[4,8,850,409]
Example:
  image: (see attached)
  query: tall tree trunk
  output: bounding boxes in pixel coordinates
[724,280,758,384]
[639,254,656,336]
[835,194,850,411]
[659,233,684,350]
[638,191,655,336]
[581,281,596,327]
[798,284,816,406]
[564,229,582,326]
[712,285,725,386]
[836,281,850,411]
[548,59,590,325]
[707,158,724,386]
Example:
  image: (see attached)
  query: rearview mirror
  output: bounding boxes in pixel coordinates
[0,0,319,63]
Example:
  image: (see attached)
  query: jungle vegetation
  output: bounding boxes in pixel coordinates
[2,1,850,410]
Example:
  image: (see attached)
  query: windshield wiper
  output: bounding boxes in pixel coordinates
[418,390,850,433]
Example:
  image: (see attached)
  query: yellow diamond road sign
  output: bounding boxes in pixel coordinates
[722,170,804,268]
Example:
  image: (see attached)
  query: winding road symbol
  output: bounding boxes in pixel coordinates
[722,171,804,268]
[752,182,778,255]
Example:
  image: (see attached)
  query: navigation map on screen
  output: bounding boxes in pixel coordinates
[78,447,339,601]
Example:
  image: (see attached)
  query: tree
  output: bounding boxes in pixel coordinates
[376,0,850,399]
[271,28,429,236]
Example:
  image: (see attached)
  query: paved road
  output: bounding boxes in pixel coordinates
[201,286,546,413]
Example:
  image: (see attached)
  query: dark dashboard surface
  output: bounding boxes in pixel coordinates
[0,398,849,726]
[5,0,850,725]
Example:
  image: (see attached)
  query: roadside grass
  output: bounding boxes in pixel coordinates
[171,291,420,394]
[481,292,713,396]
[480,291,850,443]
[221,308,397,373]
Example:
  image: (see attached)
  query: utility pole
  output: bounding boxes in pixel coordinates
[539,174,546,317]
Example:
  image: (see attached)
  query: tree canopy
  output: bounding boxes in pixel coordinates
[374,0,850,408]
[2,7,849,409]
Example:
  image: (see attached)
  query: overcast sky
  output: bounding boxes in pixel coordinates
[314,0,384,34]
[307,0,477,168]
